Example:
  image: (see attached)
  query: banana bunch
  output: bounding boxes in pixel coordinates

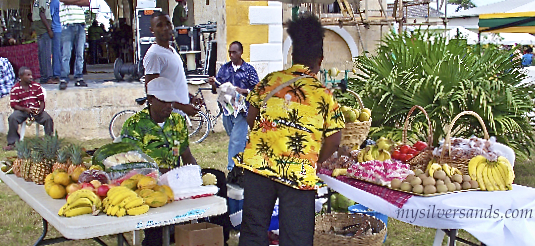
[356,145,391,162]
[468,155,514,191]
[102,186,150,217]
[58,189,101,217]
[426,163,461,178]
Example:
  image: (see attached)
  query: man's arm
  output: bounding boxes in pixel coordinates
[39,8,53,38]
[180,147,197,165]
[247,106,259,129]
[317,131,341,164]
[60,0,90,6]
[12,105,32,114]
[37,101,45,115]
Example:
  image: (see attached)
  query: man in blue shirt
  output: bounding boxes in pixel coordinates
[522,47,533,67]
[207,41,259,171]
[50,0,61,83]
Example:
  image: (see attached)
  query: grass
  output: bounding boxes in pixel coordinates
[0,132,533,245]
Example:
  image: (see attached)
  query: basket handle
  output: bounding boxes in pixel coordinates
[441,111,489,159]
[346,89,364,110]
[402,105,433,147]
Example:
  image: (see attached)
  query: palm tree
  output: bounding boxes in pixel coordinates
[348,29,535,158]
[449,0,476,12]
[287,132,307,157]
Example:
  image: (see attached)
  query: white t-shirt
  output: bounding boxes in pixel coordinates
[143,44,189,104]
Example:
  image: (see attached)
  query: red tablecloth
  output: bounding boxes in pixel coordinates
[0,43,40,79]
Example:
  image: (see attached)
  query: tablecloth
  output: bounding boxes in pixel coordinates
[319,174,535,246]
[0,43,40,79]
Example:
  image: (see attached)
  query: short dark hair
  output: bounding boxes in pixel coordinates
[527,47,533,53]
[151,11,167,20]
[286,13,325,68]
[19,66,30,77]
[230,41,243,52]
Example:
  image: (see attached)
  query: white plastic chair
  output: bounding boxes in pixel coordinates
[19,87,46,141]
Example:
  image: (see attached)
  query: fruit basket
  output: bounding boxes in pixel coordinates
[434,111,490,175]
[314,212,386,246]
[340,90,371,149]
[402,105,434,171]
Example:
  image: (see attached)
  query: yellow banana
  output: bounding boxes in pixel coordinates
[468,155,487,180]
[425,160,434,173]
[453,167,462,175]
[496,161,512,185]
[64,206,93,217]
[370,146,380,160]
[58,203,68,216]
[332,168,348,177]
[107,186,130,197]
[482,165,495,191]
[498,156,515,185]
[376,150,391,161]
[476,162,487,191]
[65,198,93,211]
[110,204,120,216]
[428,163,442,178]
[357,149,365,163]
[364,146,374,162]
[110,190,137,206]
[442,164,452,177]
[490,165,506,191]
[102,197,109,207]
[127,205,150,216]
[116,208,127,217]
[125,197,145,209]
[118,196,135,208]
[67,189,97,204]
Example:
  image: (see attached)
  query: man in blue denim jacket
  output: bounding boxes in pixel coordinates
[207,41,259,171]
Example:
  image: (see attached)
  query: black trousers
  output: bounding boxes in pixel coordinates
[7,110,54,145]
[142,168,231,246]
[239,170,316,246]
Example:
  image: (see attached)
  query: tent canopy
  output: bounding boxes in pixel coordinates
[479,12,535,33]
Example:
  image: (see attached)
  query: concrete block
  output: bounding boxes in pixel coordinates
[250,43,282,62]
[269,24,283,43]
[268,62,283,74]
[247,62,270,80]
[249,6,282,25]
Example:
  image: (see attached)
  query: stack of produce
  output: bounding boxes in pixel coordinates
[390,163,478,195]
[58,189,102,217]
[346,159,413,186]
[433,136,503,162]
[468,155,514,191]
[120,174,174,207]
[103,186,150,216]
[340,106,371,123]
[391,141,428,162]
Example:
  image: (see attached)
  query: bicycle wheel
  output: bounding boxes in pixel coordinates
[109,110,137,140]
[186,111,210,144]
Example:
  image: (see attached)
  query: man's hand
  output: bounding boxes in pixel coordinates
[24,108,33,114]
[48,30,54,38]
[207,76,217,86]
[173,103,200,116]
[236,88,249,95]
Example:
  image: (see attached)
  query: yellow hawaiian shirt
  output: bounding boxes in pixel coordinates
[236,64,345,190]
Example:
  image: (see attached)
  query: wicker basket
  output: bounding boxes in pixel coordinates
[402,105,434,171]
[340,90,372,149]
[435,111,489,175]
[314,213,386,246]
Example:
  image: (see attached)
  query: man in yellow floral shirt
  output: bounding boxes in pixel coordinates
[236,13,345,246]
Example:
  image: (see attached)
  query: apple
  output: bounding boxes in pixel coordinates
[90,180,102,189]
[96,184,110,197]
[80,182,95,191]
[65,183,81,194]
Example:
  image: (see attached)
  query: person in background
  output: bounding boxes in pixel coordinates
[32,0,54,84]
[522,47,533,67]
[59,0,89,90]
[49,0,61,84]
[207,41,259,171]
[144,11,199,116]
[4,67,54,150]
[236,13,345,246]
[88,20,105,64]
[172,0,188,27]
[120,77,231,246]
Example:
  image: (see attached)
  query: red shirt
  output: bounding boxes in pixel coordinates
[9,81,44,110]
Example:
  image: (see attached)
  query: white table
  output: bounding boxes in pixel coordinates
[0,171,227,245]
[318,174,535,246]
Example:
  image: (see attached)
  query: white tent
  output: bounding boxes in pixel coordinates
[481,33,535,45]
[445,27,479,45]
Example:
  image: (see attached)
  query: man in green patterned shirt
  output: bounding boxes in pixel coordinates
[120,77,195,169]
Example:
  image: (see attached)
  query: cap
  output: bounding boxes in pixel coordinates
[147,77,180,103]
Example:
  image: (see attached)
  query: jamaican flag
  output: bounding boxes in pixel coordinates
[479,12,535,33]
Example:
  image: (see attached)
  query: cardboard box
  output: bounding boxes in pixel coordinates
[175,222,224,246]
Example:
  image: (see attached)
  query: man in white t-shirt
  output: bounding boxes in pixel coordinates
[143,11,198,116]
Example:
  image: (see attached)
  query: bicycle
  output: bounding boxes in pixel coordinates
[109,97,211,144]
[191,87,223,132]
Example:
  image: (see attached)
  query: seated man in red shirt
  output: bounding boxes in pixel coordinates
[5,67,54,150]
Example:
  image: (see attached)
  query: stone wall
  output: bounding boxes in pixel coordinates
[0,83,223,140]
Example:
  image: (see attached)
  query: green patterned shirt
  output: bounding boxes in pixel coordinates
[120,107,189,169]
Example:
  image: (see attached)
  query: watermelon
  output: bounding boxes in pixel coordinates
[92,142,151,172]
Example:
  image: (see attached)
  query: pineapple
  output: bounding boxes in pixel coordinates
[12,141,29,177]
[20,141,33,182]
[52,148,69,172]
[68,145,84,174]
[29,150,46,183]
[31,134,60,185]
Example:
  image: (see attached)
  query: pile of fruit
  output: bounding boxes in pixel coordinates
[346,159,413,186]
[103,186,150,217]
[390,163,478,195]
[58,189,101,217]
[340,106,371,123]
[120,174,173,206]
[468,155,514,191]
[433,136,503,162]
[391,141,428,162]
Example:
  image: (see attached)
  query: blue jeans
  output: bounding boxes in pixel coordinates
[37,33,52,83]
[223,114,248,171]
[61,23,85,81]
[52,31,61,78]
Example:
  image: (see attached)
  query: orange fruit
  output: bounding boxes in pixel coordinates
[53,172,72,186]
[48,184,66,199]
